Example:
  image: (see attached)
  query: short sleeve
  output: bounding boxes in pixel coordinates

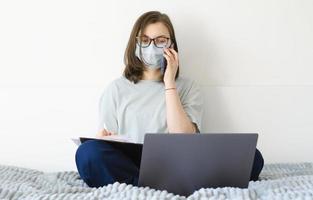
[181,80,204,133]
[98,82,118,133]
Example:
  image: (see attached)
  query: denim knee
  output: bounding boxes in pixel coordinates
[250,148,264,181]
[75,140,115,187]
[75,140,113,164]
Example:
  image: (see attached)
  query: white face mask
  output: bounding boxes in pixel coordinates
[135,43,165,69]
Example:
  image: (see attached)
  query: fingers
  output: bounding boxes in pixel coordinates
[163,53,170,63]
[164,48,178,63]
[96,129,106,137]
[96,129,116,138]
[107,131,116,135]
[168,48,178,62]
[164,48,175,61]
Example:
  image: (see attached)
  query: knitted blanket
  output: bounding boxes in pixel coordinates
[0,163,312,199]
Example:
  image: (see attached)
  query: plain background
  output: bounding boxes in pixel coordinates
[0,0,312,172]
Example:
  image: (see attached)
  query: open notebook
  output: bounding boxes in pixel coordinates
[71,135,143,146]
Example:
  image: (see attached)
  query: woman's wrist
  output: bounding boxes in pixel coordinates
[164,80,176,89]
[165,87,176,91]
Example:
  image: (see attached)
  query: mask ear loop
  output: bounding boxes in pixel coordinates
[139,43,143,62]
[139,44,149,66]
[137,42,146,66]
[136,31,149,65]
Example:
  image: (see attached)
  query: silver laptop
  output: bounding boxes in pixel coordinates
[138,133,258,197]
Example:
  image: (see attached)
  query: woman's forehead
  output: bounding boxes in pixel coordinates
[140,22,170,38]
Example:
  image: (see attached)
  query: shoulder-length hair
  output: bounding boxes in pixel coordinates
[123,11,180,84]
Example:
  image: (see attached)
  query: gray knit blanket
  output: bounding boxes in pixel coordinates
[0,163,312,199]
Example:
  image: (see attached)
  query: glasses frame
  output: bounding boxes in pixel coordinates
[136,35,172,48]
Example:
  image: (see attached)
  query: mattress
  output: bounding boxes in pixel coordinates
[0,163,312,199]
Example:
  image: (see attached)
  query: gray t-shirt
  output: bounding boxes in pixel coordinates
[98,75,204,144]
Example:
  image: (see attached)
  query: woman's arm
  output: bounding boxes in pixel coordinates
[165,81,197,133]
[163,47,198,133]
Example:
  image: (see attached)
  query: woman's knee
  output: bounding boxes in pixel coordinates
[250,148,264,181]
[75,140,116,186]
[75,140,114,167]
[255,149,264,169]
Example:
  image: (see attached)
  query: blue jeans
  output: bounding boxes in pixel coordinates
[75,140,264,188]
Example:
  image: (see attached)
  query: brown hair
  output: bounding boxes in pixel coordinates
[123,11,180,84]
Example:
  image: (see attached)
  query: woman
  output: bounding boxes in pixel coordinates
[75,11,264,188]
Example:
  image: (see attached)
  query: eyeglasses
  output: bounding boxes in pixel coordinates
[136,35,172,48]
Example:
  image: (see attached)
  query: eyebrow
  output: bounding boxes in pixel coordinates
[142,34,169,38]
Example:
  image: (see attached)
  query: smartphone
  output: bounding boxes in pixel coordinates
[161,44,173,75]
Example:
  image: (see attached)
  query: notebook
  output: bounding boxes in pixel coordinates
[71,135,142,146]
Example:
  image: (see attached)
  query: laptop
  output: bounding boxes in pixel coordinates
[138,133,258,197]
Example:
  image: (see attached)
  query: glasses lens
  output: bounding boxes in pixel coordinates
[137,36,150,47]
[155,37,171,48]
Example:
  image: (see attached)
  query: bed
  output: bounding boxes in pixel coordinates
[0,163,312,199]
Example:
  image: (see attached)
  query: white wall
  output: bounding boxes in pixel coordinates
[0,0,312,172]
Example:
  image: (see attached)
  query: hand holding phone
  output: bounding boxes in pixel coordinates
[161,44,174,75]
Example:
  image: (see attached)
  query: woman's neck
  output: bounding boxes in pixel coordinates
[142,68,162,81]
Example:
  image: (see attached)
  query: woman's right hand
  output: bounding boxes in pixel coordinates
[96,128,117,138]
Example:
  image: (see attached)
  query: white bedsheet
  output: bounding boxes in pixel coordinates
[0,163,312,199]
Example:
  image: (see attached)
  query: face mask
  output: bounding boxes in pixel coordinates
[135,43,164,69]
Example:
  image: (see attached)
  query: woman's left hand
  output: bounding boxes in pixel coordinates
[163,47,179,86]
